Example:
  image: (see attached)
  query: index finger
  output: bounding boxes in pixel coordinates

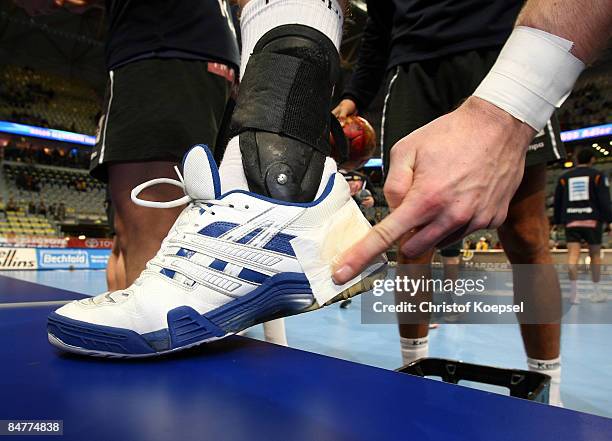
[332,198,435,284]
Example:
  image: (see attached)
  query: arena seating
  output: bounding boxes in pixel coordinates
[0,211,56,236]
[2,162,107,236]
[0,65,100,134]
[559,73,612,130]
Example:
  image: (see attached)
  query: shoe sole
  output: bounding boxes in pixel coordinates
[48,264,387,358]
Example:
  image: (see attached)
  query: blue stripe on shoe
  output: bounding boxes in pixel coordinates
[160,268,176,278]
[209,259,228,271]
[176,248,196,258]
[236,228,263,244]
[198,221,239,237]
[238,268,268,284]
[263,233,296,256]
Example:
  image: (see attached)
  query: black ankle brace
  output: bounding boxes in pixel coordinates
[229,24,339,202]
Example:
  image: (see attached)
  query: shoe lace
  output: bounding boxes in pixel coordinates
[129,166,246,283]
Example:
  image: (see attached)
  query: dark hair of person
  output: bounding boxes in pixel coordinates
[576,149,595,165]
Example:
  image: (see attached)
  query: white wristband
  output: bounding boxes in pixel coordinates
[473,26,585,131]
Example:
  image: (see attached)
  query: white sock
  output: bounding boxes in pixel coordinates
[527,356,563,407]
[570,280,577,293]
[239,0,344,79]
[263,318,288,346]
[219,137,249,192]
[570,280,578,302]
[400,337,429,366]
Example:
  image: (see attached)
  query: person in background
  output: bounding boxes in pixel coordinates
[6,196,17,212]
[476,237,489,251]
[356,188,375,209]
[554,149,612,303]
[88,0,239,288]
[13,0,238,286]
[56,202,66,221]
[38,199,47,216]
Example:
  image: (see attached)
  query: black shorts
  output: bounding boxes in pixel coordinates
[381,48,565,176]
[90,58,233,181]
[565,224,603,245]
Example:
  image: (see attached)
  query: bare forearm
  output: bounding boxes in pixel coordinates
[516,0,612,63]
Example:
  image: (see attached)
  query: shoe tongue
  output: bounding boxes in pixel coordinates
[181,145,221,200]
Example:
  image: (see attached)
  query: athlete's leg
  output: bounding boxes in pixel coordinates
[442,256,460,281]
[588,244,607,302]
[109,162,185,285]
[588,244,602,283]
[106,236,127,291]
[221,0,347,202]
[497,164,563,405]
[106,238,119,291]
[115,244,127,290]
[396,243,435,365]
[441,252,464,322]
[566,241,581,303]
[221,1,349,345]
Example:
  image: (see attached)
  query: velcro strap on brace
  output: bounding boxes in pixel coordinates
[329,113,349,163]
[230,51,333,155]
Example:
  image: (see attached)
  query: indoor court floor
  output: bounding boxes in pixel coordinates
[2,268,611,419]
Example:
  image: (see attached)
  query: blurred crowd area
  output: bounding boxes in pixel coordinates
[0,65,101,134]
[558,73,612,130]
[3,139,90,169]
[0,137,106,238]
[1,156,105,216]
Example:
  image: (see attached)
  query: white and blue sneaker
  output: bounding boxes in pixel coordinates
[48,145,386,357]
